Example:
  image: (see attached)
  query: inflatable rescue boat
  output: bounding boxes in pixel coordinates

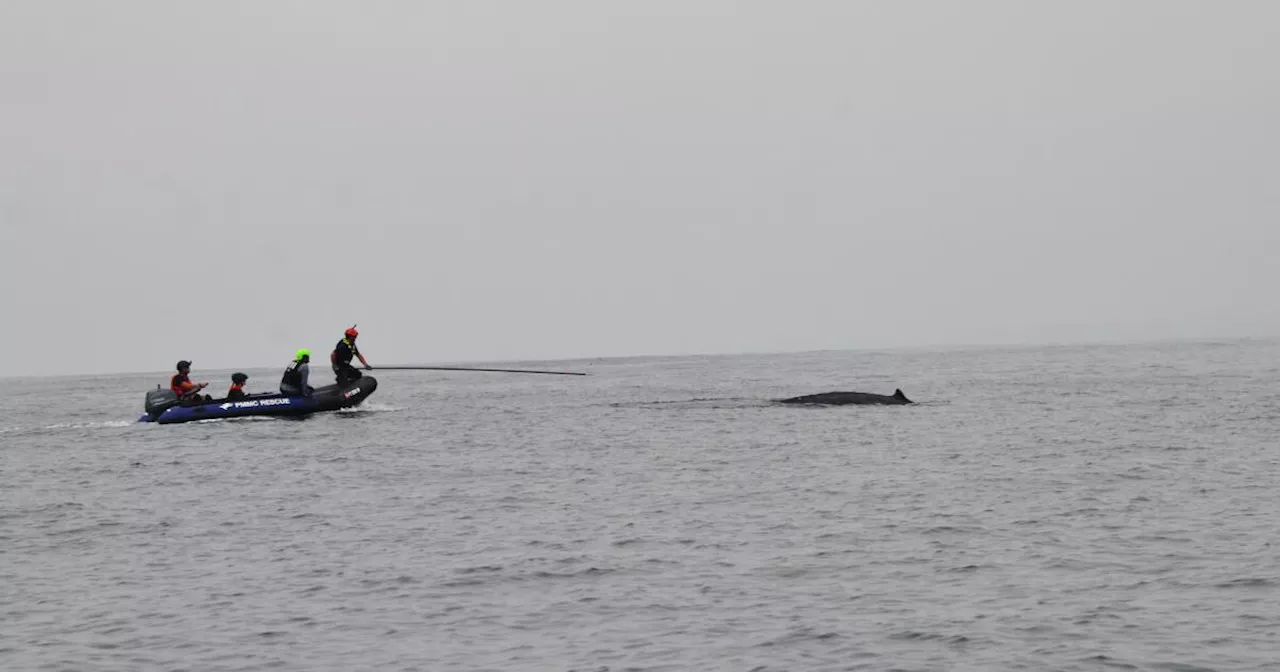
[138,377,378,424]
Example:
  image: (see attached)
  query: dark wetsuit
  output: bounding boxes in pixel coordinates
[332,338,362,384]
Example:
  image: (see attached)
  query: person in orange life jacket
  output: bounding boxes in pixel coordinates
[226,372,249,400]
[331,327,372,384]
[171,360,211,404]
[280,350,315,397]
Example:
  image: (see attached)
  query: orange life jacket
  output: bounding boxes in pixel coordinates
[171,373,195,398]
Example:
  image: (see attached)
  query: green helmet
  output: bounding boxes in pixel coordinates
[295,348,311,361]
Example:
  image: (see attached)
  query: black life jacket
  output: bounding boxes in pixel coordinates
[333,338,358,365]
[280,360,304,389]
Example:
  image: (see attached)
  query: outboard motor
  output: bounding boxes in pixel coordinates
[145,387,180,416]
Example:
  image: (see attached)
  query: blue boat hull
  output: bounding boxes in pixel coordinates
[139,376,378,424]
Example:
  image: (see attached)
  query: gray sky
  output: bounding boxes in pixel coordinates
[2,1,1277,377]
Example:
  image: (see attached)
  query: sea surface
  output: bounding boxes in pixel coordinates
[3,339,1279,671]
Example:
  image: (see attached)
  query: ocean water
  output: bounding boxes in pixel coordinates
[3,339,1279,671]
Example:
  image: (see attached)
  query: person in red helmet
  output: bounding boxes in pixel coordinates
[331,326,373,384]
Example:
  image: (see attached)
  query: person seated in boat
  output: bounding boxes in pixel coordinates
[279,349,314,397]
[226,372,249,400]
[331,326,373,384]
[171,360,211,404]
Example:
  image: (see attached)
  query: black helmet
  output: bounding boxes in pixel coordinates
[176,360,192,370]
[231,372,248,384]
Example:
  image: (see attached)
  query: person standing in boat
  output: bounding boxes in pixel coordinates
[279,349,314,397]
[331,326,372,384]
[171,360,211,404]
[226,372,250,400]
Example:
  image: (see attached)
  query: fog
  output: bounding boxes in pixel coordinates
[2,1,1276,376]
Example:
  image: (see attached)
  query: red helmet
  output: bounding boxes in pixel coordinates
[345,327,359,338]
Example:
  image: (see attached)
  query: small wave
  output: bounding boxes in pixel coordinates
[1149,663,1217,672]
[608,397,769,410]
[532,567,613,579]
[336,403,401,414]
[886,631,972,647]
[2,420,138,437]
[0,502,87,521]
[1083,655,1139,669]
[456,565,505,574]
[1215,577,1273,588]
[43,420,134,431]
[358,575,421,587]
[756,629,842,647]
[439,577,488,588]
[923,526,978,534]
[437,565,612,588]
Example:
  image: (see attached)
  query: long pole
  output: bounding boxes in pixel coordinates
[371,365,588,376]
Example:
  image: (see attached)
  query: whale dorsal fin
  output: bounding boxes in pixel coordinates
[893,388,908,400]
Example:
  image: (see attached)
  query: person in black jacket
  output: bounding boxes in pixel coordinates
[280,350,314,397]
[331,326,373,384]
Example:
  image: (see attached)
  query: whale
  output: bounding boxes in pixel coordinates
[777,389,913,406]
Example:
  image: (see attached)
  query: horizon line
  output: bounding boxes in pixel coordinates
[3,332,1276,381]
